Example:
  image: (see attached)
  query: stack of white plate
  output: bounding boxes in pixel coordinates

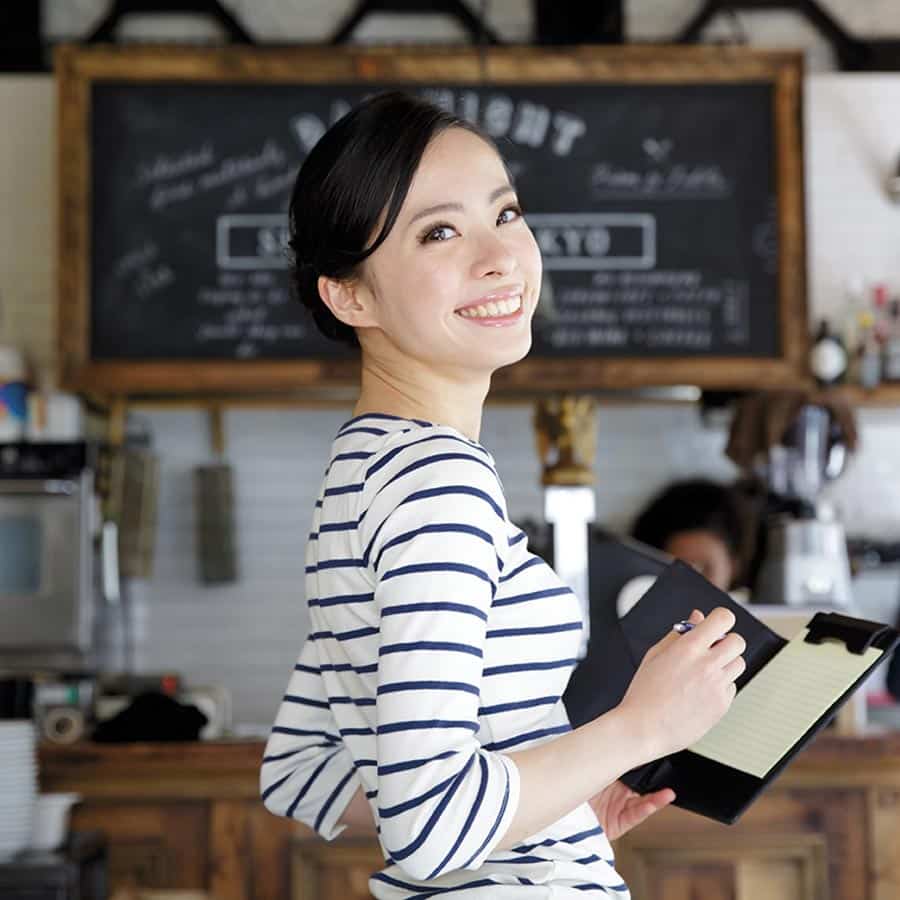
[0,720,38,861]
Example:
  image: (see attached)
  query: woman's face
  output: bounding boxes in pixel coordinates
[354,127,542,377]
[664,529,736,591]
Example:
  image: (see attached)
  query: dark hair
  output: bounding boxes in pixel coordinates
[287,91,495,347]
[631,478,745,561]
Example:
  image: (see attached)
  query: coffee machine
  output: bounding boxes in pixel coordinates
[753,404,854,608]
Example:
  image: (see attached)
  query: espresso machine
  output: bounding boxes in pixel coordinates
[752,404,854,609]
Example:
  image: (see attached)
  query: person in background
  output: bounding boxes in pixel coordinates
[259,91,745,899]
[631,478,747,592]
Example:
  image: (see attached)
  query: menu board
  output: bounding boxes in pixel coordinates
[57,47,807,393]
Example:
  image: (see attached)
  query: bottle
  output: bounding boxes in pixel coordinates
[0,346,28,441]
[857,310,882,389]
[842,274,866,356]
[883,299,900,382]
[809,319,848,386]
[872,282,891,344]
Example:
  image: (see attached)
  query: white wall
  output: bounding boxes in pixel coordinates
[0,78,56,384]
[4,1,900,725]
[806,75,900,321]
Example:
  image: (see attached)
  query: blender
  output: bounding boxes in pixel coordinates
[752,404,854,608]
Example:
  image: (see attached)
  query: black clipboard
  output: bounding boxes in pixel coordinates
[564,556,900,825]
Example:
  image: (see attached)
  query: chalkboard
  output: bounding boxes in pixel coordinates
[58,46,807,394]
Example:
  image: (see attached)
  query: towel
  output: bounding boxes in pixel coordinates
[726,389,858,472]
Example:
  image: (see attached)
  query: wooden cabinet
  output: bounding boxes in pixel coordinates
[39,742,297,900]
[39,735,900,900]
[68,801,208,891]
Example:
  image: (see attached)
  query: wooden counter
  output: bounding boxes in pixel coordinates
[39,733,900,900]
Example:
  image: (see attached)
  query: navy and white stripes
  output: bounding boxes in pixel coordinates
[261,414,630,898]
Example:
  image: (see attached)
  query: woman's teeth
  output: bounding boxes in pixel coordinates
[456,295,522,318]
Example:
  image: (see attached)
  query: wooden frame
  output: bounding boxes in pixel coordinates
[56,44,807,396]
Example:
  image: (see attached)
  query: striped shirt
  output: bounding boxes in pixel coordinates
[261,413,629,898]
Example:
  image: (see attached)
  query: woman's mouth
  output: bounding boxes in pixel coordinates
[455,294,523,325]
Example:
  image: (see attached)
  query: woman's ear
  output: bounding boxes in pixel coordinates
[318,275,378,329]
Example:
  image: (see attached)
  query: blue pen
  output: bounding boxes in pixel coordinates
[672,620,694,634]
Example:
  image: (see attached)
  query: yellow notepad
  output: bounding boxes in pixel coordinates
[689,628,883,778]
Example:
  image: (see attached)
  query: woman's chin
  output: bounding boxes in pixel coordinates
[482,333,533,374]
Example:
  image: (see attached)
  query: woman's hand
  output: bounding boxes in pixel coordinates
[616,607,746,762]
[588,780,675,841]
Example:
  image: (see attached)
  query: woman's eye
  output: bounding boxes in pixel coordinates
[421,223,457,243]
[497,204,523,225]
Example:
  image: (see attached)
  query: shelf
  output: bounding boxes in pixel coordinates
[830,384,900,407]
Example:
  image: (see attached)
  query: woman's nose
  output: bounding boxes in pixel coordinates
[471,232,517,278]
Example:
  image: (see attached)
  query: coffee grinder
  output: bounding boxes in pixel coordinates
[753,404,854,609]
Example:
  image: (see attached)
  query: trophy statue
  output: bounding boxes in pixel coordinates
[533,395,598,655]
[534,395,597,486]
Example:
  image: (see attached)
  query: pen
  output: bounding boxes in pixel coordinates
[672,619,729,645]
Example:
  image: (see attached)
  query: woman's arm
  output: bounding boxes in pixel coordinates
[260,638,361,839]
[496,606,744,848]
[362,441,523,880]
[332,609,744,849]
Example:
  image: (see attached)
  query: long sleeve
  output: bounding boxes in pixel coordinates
[360,439,521,881]
[260,637,361,839]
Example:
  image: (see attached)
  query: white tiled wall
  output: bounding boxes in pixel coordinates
[4,2,900,724]
[125,401,737,728]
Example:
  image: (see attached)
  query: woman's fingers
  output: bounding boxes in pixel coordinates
[710,631,746,666]
[684,607,736,648]
[722,654,747,682]
[644,609,706,662]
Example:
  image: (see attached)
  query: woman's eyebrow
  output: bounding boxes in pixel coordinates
[406,184,516,228]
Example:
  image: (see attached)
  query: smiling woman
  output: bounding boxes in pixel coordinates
[260,91,745,899]
[286,92,540,429]
[317,123,539,413]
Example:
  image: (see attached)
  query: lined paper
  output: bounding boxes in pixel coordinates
[689,629,882,778]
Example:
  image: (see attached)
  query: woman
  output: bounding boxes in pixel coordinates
[631,478,747,592]
[260,91,745,898]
